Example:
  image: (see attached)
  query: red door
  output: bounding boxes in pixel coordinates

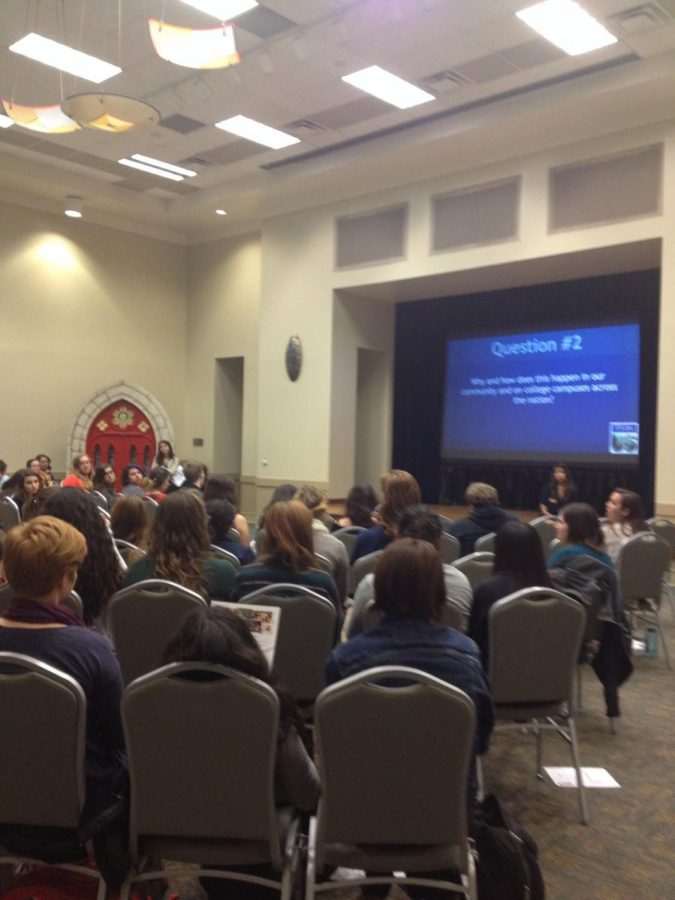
[86,401,157,491]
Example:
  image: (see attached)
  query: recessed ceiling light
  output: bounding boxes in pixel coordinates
[215,208,227,215]
[516,0,618,56]
[214,115,300,149]
[64,196,82,218]
[118,158,184,181]
[0,114,14,128]
[131,154,197,177]
[9,33,121,84]
[341,65,435,109]
[180,0,258,20]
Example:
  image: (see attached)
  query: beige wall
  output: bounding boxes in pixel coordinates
[0,200,187,471]
[2,119,675,514]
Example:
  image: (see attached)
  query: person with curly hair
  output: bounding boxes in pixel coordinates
[41,488,123,628]
[123,490,236,600]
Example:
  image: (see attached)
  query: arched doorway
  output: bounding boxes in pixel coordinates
[67,382,174,491]
[86,401,156,490]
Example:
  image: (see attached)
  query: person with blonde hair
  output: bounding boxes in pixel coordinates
[350,469,422,563]
[232,500,342,635]
[295,484,348,604]
[447,481,518,557]
[0,516,127,885]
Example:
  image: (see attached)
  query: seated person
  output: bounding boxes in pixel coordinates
[446,482,518,557]
[337,483,378,529]
[0,516,127,886]
[348,504,472,637]
[327,538,493,794]
[295,484,349,606]
[233,500,342,637]
[602,488,649,562]
[203,474,251,545]
[206,498,255,566]
[468,521,552,672]
[11,467,41,515]
[92,464,119,509]
[61,454,94,491]
[124,491,236,600]
[548,502,613,569]
[120,463,145,497]
[143,465,171,503]
[351,469,421,563]
[538,463,577,516]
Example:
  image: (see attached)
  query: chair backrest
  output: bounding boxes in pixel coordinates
[0,497,21,532]
[437,514,454,531]
[617,531,672,605]
[236,584,337,705]
[114,538,146,565]
[439,532,460,564]
[142,497,158,521]
[0,652,85,829]
[474,531,496,553]
[349,549,382,595]
[333,526,366,558]
[0,585,83,617]
[361,598,463,633]
[453,552,494,589]
[314,667,474,858]
[529,514,559,554]
[91,490,109,510]
[227,526,241,544]
[647,517,675,552]
[123,662,281,864]
[314,552,334,574]
[209,544,241,570]
[488,587,585,706]
[108,580,208,684]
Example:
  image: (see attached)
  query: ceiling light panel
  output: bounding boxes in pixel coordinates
[214,115,300,148]
[131,154,198,177]
[341,66,435,109]
[9,33,122,84]
[516,0,618,56]
[180,0,258,20]
[118,158,185,181]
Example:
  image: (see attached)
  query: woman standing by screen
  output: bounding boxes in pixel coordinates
[538,464,577,516]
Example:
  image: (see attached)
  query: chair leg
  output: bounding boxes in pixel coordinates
[655,614,673,669]
[576,664,583,710]
[466,845,478,900]
[662,578,675,616]
[535,719,543,778]
[567,716,589,825]
[476,756,485,803]
[305,816,317,900]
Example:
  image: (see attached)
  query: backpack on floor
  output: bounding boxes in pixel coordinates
[473,793,545,900]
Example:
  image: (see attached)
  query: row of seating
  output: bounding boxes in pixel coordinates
[0,582,587,898]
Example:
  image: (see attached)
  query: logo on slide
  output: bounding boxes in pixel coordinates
[609,422,639,455]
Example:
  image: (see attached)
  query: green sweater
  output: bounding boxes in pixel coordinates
[123,554,236,600]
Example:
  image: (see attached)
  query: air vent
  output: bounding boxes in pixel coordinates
[611,3,670,33]
[179,156,215,168]
[423,69,471,94]
[286,119,326,134]
[160,113,207,134]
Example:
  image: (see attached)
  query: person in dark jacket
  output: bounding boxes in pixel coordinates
[446,482,518,556]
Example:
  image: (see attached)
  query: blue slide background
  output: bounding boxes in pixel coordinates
[441,323,640,462]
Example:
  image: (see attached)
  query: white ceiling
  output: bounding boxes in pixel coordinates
[1,0,675,243]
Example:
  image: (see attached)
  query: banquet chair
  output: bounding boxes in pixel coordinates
[210,544,241,570]
[647,517,675,612]
[616,531,672,668]
[349,549,383,595]
[529,514,559,555]
[232,584,337,714]
[487,587,588,823]
[474,531,496,553]
[333,526,366,558]
[107,580,207,684]
[121,663,300,900]
[0,653,109,899]
[440,532,461,564]
[307,667,476,899]
[0,497,20,533]
[453,552,494,590]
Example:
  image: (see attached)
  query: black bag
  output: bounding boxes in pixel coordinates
[473,793,545,900]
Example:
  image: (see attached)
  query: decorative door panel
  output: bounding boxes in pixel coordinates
[86,401,156,490]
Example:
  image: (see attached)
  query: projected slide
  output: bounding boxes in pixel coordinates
[440,323,640,464]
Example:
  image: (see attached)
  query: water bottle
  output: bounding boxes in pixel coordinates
[644,626,658,659]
